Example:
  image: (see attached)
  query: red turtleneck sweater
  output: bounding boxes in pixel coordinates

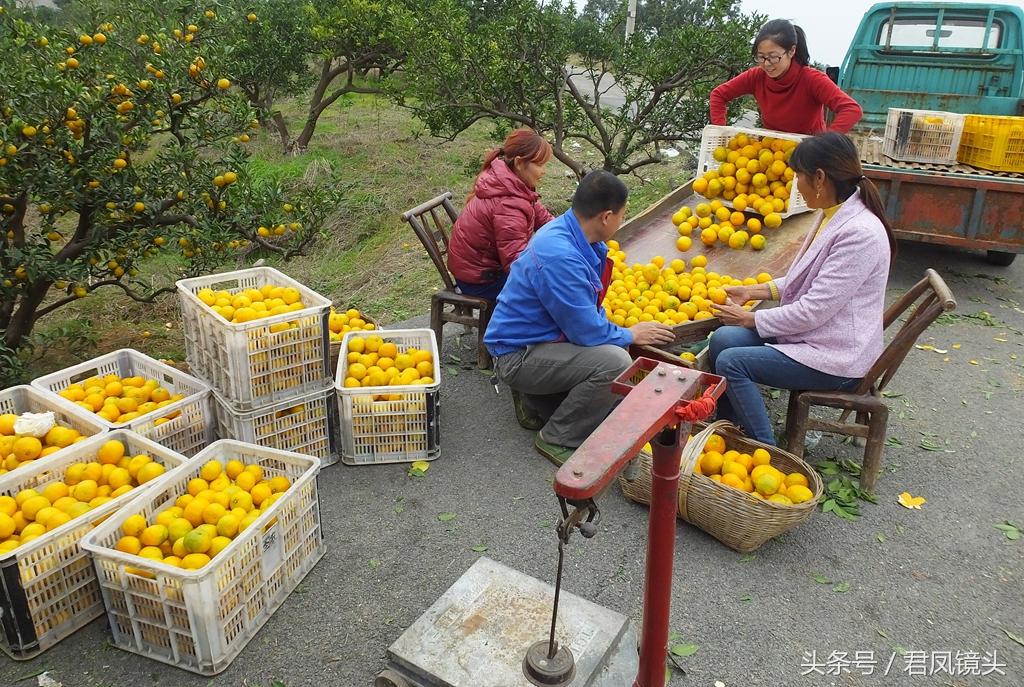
[709,61,862,135]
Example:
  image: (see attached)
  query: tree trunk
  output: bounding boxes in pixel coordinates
[295,58,336,153]
[2,280,51,352]
[272,111,292,154]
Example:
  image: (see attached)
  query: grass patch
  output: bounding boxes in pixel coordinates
[26,93,695,377]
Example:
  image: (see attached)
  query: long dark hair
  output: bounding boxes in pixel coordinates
[789,132,897,257]
[753,19,810,66]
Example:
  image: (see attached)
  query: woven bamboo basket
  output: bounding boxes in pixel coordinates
[619,420,823,552]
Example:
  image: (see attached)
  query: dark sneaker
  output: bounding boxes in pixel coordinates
[534,433,575,467]
[511,390,546,431]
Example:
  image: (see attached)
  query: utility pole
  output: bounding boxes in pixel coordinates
[625,0,637,42]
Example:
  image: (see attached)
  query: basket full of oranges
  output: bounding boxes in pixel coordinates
[619,420,822,552]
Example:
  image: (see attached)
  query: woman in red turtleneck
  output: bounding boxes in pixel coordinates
[710,19,862,135]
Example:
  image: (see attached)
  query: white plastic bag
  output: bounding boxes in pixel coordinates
[13,411,56,438]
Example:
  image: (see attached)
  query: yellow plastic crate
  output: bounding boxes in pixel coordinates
[957,115,1024,173]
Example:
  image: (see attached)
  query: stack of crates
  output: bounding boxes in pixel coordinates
[175,267,339,465]
[957,114,1024,173]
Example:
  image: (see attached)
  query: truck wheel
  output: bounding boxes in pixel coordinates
[986,251,1017,266]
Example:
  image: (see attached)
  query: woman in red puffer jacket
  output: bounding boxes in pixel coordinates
[447,129,555,301]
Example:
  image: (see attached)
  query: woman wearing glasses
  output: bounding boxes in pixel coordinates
[710,19,862,134]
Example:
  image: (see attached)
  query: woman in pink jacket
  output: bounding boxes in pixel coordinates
[446,129,555,301]
[710,132,896,444]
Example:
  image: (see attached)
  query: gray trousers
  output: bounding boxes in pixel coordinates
[493,343,633,447]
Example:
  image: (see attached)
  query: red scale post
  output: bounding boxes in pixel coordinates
[553,358,724,687]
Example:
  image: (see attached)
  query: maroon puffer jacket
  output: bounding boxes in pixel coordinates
[447,158,554,285]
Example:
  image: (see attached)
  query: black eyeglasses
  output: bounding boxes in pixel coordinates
[753,53,786,65]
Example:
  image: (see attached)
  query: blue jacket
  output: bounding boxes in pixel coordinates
[484,210,633,357]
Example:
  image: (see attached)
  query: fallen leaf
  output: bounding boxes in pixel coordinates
[446,366,460,376]
[915,344,934,351]
[994,337,1008,342]
[919,438,944,451]
[876,532,886,543]
[437,512,456,522]
[898,491,926,509]
[885,436,903,447]
[994,522,1021,540]
[411,460,430,473]
[969,360,980,365]
[740,595,752,602]
[810,573,832,584]
[369,559,380,568]
[833,581,850,593]
[877,629,889,638]
[739,553,755,563]
[670,643,699,657]
[952,343,961,349]
[1004,629,1024,648]
[470,544,488,552]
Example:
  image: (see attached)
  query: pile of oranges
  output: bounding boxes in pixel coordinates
[196,284,307,327]
[682,133,801,250]
[601,242,771,327]
[340,335,436,395]
[694,432,814,505]
[0,413,90,475]
[56,374,185,425]
[0,439,167,554]
[328,307,376,342]
[112,457,291,571]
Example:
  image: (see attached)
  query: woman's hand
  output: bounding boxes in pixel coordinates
[714,298,756,328]
[724,284,767,304]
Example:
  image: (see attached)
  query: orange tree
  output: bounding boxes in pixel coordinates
[0,1,340,381]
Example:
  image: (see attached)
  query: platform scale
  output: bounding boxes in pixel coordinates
[375,359,725,687]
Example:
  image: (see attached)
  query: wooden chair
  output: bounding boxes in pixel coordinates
[784,269,956,492]
[401,192,494,369]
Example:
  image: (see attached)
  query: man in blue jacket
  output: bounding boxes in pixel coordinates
[485,171,675,466]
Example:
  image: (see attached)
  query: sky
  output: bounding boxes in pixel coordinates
[570,0,1024,67]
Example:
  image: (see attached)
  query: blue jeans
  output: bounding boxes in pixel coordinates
[708,326,860,445]
[455,274,507,302]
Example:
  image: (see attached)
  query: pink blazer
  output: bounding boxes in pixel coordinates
[754,190,891,378]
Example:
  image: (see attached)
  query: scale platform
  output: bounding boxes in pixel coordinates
[378,557,638,687]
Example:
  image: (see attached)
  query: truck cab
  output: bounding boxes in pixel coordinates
[839,2,1024,130]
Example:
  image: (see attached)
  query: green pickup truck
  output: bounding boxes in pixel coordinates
[835,1,1024,265]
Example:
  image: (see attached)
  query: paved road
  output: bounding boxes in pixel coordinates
[1,241,1022,687]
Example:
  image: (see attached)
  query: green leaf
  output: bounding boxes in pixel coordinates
[446,366,460,376]
[471,544,488,552]
[740,595,752,602]
[994,522,1021,540]
[369,559,380,568]
[885,436,903,447]
[833,581,850,593]
[669,643,699,657]
[739,552,755,563]
[821,499,836,514]
[881,390,902,398]
[877,628,889,638]
[810,573,832,584]
[1003,629,1024,648]
[876,532,886,543]
[768,388,781,399]
[478,369,495,377]
[919,437,944,451]
[437,512,457,522]
[894,646,907,656]
[407,466,426,478]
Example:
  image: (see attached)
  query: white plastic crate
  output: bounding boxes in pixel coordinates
[334,328,441,465]
[211,386,339,467]
[176,267,332,411]
[31,349,214,457]
[695,124,809,218]
[81,440,324,676]
[0,385,109,474]
[0,429,187,659]
[884,108,965,164]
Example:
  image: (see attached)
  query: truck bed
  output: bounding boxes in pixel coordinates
[853,132,1024,180]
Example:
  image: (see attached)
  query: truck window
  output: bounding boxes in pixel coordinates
[879,19,1002,51]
